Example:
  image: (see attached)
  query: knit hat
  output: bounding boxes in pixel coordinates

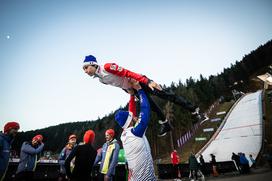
[115,110,133,129]
[105,129,115,137]
[32,134,43,142]
[4,122,20,133]
[69,134,77,140]
[83,55,98,66]
[83,130,95,144]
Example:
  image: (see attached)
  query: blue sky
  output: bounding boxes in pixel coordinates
[0,0,271,131]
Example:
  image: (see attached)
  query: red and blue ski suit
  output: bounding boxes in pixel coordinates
[93,63,196,120]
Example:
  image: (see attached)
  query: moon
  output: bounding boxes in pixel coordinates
[6,35,10,39]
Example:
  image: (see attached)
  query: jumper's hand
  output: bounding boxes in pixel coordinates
[128,79,141,91]
[148,81,162,91]
[127,88,135,95]
[132,82,141,91]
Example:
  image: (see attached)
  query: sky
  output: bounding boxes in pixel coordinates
[0,0,271,131]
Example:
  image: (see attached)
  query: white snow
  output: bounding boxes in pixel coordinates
[200,90,263,165]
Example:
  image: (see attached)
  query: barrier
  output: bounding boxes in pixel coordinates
[157,161,238,179]
[4,162,126,181]
[5,161,237,180]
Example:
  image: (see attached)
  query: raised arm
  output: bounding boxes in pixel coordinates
[131,89,150,137]
[21,142,44,155]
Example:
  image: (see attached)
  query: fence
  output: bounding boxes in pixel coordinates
[4,162,126,181]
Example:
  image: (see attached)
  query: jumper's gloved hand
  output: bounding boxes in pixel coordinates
[132,82,141,91]
[148,80,162,91]
[128,79,142,91]
[127,88,135,95]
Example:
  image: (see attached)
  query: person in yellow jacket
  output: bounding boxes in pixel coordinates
[94,129,120,181]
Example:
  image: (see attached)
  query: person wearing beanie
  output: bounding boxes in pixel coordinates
[82,55,208,137]
[15,134,44,181]
[0,121,20,181]
[68,134,77,144]
[171,150,181,180]
[58,134,78,181]
[114,82,156,181]
[94,129,120,181]
[189,152,199,180]
[65,130,97,181]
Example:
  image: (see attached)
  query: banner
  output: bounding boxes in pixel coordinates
[216,111,226,115]
[203,128,214,132]
[195,137,207,141]
[210,118,221,122]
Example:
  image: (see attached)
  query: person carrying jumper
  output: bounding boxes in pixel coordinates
[115,81,156,181]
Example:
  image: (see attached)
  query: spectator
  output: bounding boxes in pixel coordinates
[199,154,208,176]
[114,82,156,180]
[188,152,199,180]
[231,152,241,173]
[94,129,120,181]
[171,150,181,179]
[0,122,20,181]
[210,154,219,177]
[58,134,77,181]
[249,154,256,168]
[15,134,44,181]
[65,130,97,181]
[239,153,249,174]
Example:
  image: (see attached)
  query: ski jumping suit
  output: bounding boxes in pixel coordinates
[94,63,196,121]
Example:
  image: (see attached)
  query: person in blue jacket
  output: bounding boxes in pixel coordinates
[239,152,250,174]
[58,134,77,181]
[94,129,120,181]
[15,134,44,181]
[0,121,20,181]
[114,81,156,181]
[65,130,97,181]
